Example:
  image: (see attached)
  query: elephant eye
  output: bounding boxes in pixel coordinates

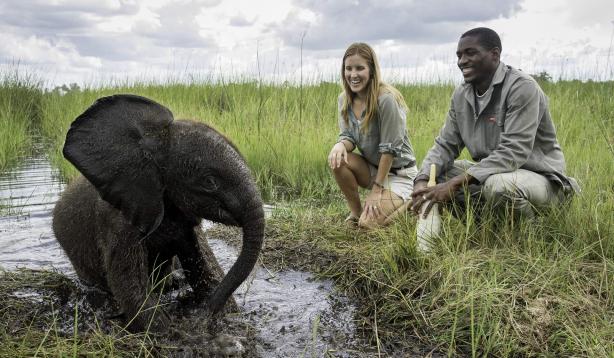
[202,176,219,192]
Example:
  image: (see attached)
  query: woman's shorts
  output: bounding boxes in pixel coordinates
[368,164,418,201]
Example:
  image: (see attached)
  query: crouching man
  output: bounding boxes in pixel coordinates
[411,27,579,222]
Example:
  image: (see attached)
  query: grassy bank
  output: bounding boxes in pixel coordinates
[0,66,42,171]
[1,78,613,356]
[263,200,613,356]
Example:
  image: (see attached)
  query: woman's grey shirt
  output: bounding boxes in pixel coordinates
[337,92,416,169]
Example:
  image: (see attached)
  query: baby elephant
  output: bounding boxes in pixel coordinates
[52,94,264,332]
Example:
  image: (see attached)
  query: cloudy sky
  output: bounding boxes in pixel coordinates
[1,0,613,88]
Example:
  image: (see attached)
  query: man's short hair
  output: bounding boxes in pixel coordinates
[461,27,502,52]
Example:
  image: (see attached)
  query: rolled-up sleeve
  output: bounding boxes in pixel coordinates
[378,94,405,157]
[417,96,465,181]
[466,79,539,183]
[337,94,356,145]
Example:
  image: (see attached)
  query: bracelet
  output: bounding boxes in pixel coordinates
[373,181,385,189]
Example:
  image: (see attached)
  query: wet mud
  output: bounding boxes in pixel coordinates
[0,154,383,357]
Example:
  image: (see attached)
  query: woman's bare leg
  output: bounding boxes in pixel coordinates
[359,189,405,229]
[331,152,371,218]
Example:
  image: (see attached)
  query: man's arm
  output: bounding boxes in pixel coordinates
[416,96,465,182]
[411,95,465,214]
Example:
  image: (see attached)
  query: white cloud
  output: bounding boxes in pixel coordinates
[273,0,523,50]
[486,0,614,80]
[0,0,612,87]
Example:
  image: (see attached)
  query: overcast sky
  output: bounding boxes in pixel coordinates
[1,0,613,88]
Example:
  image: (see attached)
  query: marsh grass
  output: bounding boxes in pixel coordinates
[36,79,459,201]
[1,75,613,356]
[38,80,344,200]
[0,65,42,171]
[264,199,613,356]
[0,269,160,357]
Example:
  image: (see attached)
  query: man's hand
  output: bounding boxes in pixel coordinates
[411,177,464,218]
[411,180,431,216]
[410,180,427,213]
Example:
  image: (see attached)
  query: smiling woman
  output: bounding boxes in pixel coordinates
[328,42,418,230]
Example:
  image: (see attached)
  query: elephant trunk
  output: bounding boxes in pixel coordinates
[208,199,264,313]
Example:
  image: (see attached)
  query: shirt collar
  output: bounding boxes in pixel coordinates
[462,62,507,117]
[462,61,507,90]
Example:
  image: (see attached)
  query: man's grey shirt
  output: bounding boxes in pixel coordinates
[418,62,576,190]
[338,92,416,169]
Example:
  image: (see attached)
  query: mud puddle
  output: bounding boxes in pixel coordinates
[0,154,378,357]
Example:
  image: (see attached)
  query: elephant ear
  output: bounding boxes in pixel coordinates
[63,94,173,237]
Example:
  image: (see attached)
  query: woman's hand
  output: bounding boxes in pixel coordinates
[364,185,383,219]
[328,142,349,169]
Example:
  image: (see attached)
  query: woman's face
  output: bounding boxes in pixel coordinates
[344,54,371,97]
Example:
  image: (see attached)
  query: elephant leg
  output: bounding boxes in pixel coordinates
[176,228,218,301]
[177,227,238,312]
[105,236,170,332]
[148,252,183,293]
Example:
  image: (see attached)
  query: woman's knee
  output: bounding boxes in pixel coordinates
[330,160,350,173]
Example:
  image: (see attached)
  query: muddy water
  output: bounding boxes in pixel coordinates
[0,154,375,357]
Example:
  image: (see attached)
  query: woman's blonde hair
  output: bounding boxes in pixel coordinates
[340,42,407,131]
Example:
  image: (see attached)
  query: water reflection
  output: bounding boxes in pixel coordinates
[0,156,72,273]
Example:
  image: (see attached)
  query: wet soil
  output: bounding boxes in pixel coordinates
[0,268,261,357]
[0,154,383,357]
[1,226,377,357]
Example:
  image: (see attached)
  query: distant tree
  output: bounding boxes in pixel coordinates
[51,83,81,95]
[531,71,553,83]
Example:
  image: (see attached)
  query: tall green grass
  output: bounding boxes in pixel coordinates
[38,79,457,202]
[266,198,613,355]
[0,65,42,171]
[5,76,614,355]
[40,79,344,200]
[38,79,612,202]
[257,79,613,355]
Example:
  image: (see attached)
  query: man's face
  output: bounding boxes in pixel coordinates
[456,35,500,90]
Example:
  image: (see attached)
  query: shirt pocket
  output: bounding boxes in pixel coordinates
[483,111,503,150]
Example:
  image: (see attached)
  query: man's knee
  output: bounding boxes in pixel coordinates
[484,174,511,196]
[482,173,526,204]
[482,172,539,218]
[482,172,530,210]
